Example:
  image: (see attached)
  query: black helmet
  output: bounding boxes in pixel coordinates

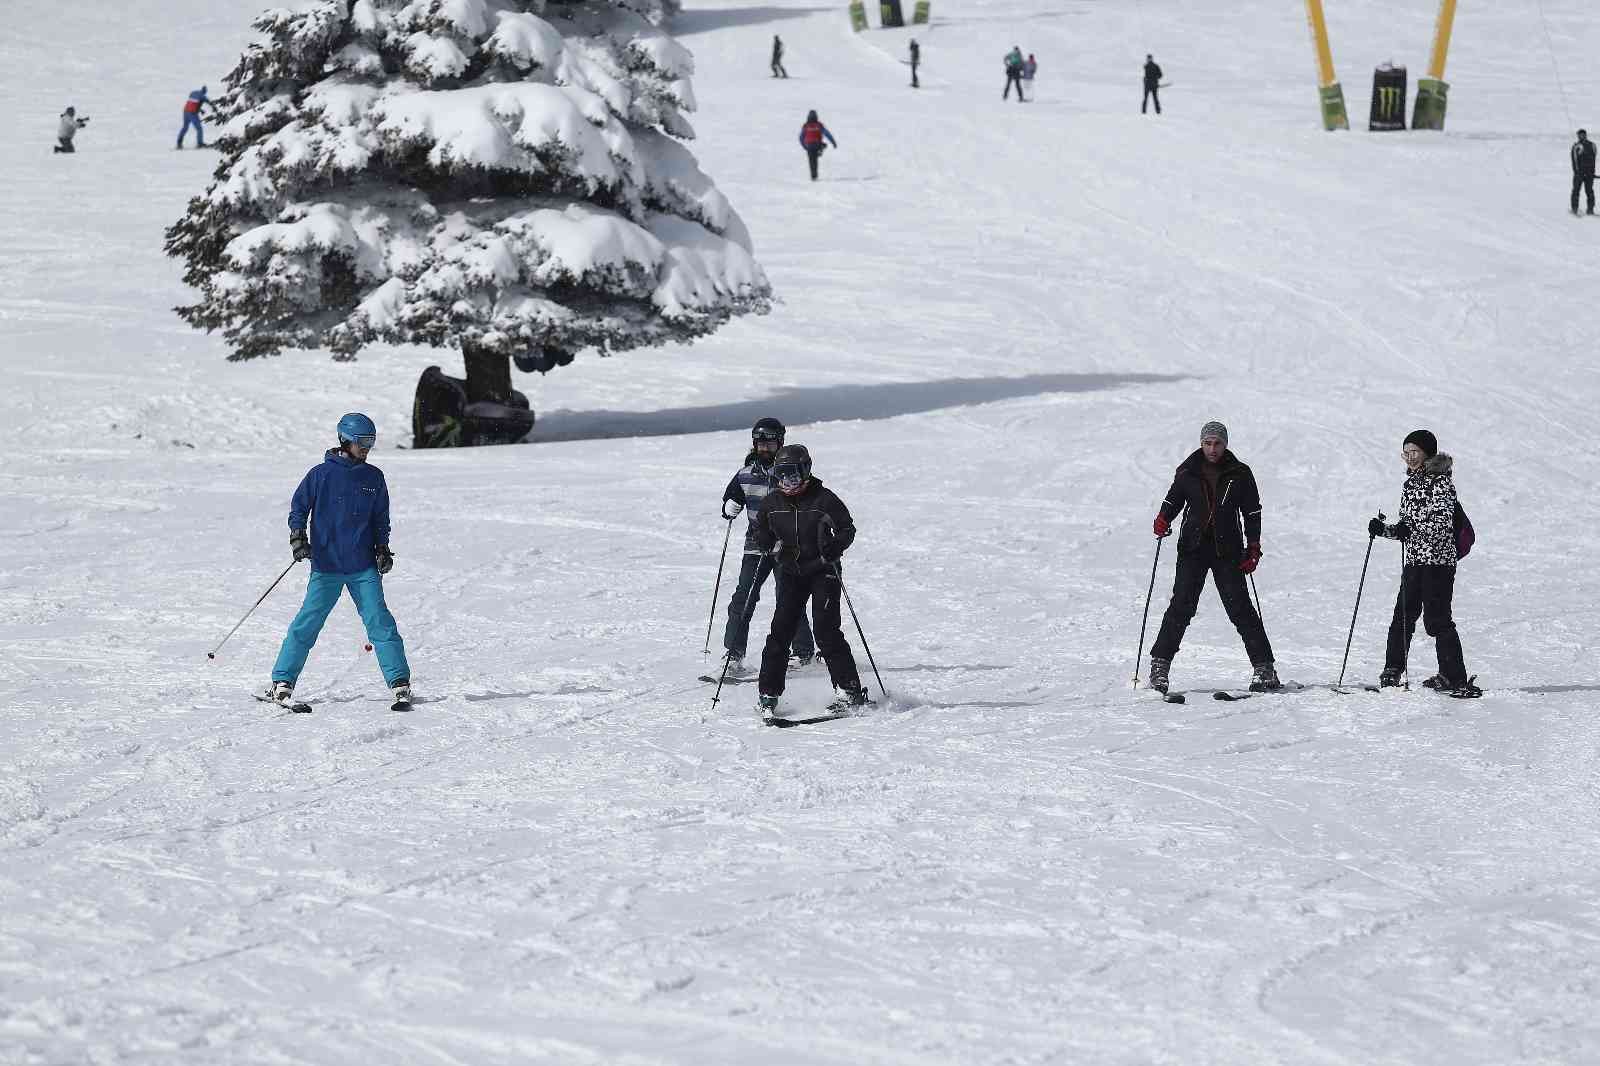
[752,417,785,445]
[773,444,812,493]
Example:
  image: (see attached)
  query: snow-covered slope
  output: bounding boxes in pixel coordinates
[3,0,1599,1062]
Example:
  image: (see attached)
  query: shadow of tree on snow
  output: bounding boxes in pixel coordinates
[671,5,833,35]
[529,372,1186,443]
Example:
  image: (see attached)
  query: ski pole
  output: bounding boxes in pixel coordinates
[1132,536,1164,687]
[207,560,298,660]
[703,517,734,656]
[829,557,888,700]
[709,644,736,711]
[1249,572,1265,631]
[1336,518,1381,689]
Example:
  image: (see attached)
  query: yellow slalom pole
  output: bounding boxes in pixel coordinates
[1304,0,1349,130]
[1414,0,1457,129]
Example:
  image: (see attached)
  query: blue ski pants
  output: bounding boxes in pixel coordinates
[272,567,409,687]
[177,112,205,147]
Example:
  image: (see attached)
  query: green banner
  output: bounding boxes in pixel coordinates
[1319,83,1350,131]
[912,0,930,24]
[849,0,867,32]
[1412,78,1449,130]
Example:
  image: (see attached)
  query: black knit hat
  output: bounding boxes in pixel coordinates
[1403,429,1437,457]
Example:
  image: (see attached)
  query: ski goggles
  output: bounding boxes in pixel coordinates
[774,462,808,490]
[348,433,377,448]
[753,428,784,443]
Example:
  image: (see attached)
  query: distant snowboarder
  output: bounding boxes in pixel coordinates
[753,445,870,717]
[1143,54,1163,114]
[269,413,411,709]
[54,107,88,153]
[177,86,212,149]
[1367,430,1479,697]
[1004,46,1027,102]
[720,418,815,676]
[1572,129,1596,216]
[1147,422,1278,695]
[909,38,921,88]
[799,109,837,181]
[1023,54,1039,84]
[771,35,788,79]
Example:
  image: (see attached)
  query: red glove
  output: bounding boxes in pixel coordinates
[1239,542,1262,574]
[1153,514,1171,538]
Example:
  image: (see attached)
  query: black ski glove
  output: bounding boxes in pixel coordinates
[290,529,311,562]
[1367,517,1386,538]
[1392,521,1411,541]
[375,545,394,574]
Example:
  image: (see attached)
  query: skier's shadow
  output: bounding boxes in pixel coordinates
[530,372,1185,443]
[1518,684,1600,695]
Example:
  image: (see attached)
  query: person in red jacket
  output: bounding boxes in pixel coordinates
[798,110,838,182]
[178,86,212,149]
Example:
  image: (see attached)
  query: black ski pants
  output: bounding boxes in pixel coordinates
[1004,71,1025,101]
[1573,174,1595,213]
[806,145,823,181]
[1385,563,1466,683]
[724,553,813,659]
[1142,85,1161,114]
[759,568,862,697]
[1151,549,1273,665]
[772,60,788,78]
[911,61,919,88]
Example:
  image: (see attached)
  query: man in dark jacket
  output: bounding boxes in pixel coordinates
[1143,54,1163,114]
[910,39,920,88]
[270,412,410,707]
[1572,129,1595,216]
[720,418,814,673]
[1147,422,1277,693]
[771,35,788,78]
[753,445,868,713]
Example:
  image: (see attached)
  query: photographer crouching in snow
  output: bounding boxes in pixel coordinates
[1368,430,1480,697]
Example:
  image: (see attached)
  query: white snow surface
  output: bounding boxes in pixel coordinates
[4,0,1600,1062]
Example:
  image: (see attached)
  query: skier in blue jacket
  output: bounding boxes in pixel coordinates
[177,86,211,149]
[269,413,411,706]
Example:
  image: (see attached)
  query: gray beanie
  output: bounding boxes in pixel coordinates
[1200,421,1229,445]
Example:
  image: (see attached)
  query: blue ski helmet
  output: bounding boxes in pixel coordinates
[337,412,377,448]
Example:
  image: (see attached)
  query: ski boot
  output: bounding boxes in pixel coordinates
[723,653,752,678]
[757,693,780,722]
[1446,675,1482,700]
[390,678,413,704]
[789,652,815,669]
[271,680,295,704]
[1378,668,1406,689]
[826,686,873,712]
[1420,673,1448,691]
[1249,662,1283,692]
[1147,657,1171,695]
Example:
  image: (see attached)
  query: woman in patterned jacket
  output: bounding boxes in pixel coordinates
[1367,430,1480,697]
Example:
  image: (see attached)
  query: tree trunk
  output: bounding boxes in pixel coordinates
[462,341,512,405]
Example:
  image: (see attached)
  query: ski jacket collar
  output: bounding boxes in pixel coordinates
[1176,448,1242,477]
[1413,453,1453,477]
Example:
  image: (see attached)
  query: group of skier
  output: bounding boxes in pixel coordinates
[51,87,212,154]
[1002,46,1038,102]
[1142,422,1480,701]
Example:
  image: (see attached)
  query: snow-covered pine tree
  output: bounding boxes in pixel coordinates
[165,0,766,444]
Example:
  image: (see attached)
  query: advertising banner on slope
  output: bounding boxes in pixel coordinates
[1369,64,1408,131]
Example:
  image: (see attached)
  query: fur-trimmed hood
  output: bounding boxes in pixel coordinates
[1419,453,1453,476]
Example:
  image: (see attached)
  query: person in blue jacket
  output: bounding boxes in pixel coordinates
[799,110,837,181]
[177,86,211,149]
[269,413,410,705]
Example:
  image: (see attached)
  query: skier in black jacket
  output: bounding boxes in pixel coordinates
[771,35,788,79]
[1572,129,1595,216]
[753,445,868,714]
[1142,54,1163,114]
[1147,422,1277,693]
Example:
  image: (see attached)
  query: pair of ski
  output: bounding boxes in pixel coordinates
[253,690,413,714]
[1157,681,1308,704]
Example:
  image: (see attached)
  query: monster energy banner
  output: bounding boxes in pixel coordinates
[848,0,868,33]
[912,0,931,24]
[1369,65,1407,131]
[881,0,905,27]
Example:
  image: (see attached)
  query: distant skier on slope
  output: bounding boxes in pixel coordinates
[1004,46,1027,102]
[1023,53,1039,86]
[177,85,212,149]
[1367,430,1480,697]
[753,445,870,717]
[720,418,815,677]
[1147,422,1279,695]
[909,38,921,88]
[799,110,837,181]
[1143,54,1163,114]
[268,413,412,709]
[54,107,88,153]
[1572,129,1596,216]
[771,35,788,79]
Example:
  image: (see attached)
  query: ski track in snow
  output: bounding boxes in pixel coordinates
[3,0,1600,1062]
